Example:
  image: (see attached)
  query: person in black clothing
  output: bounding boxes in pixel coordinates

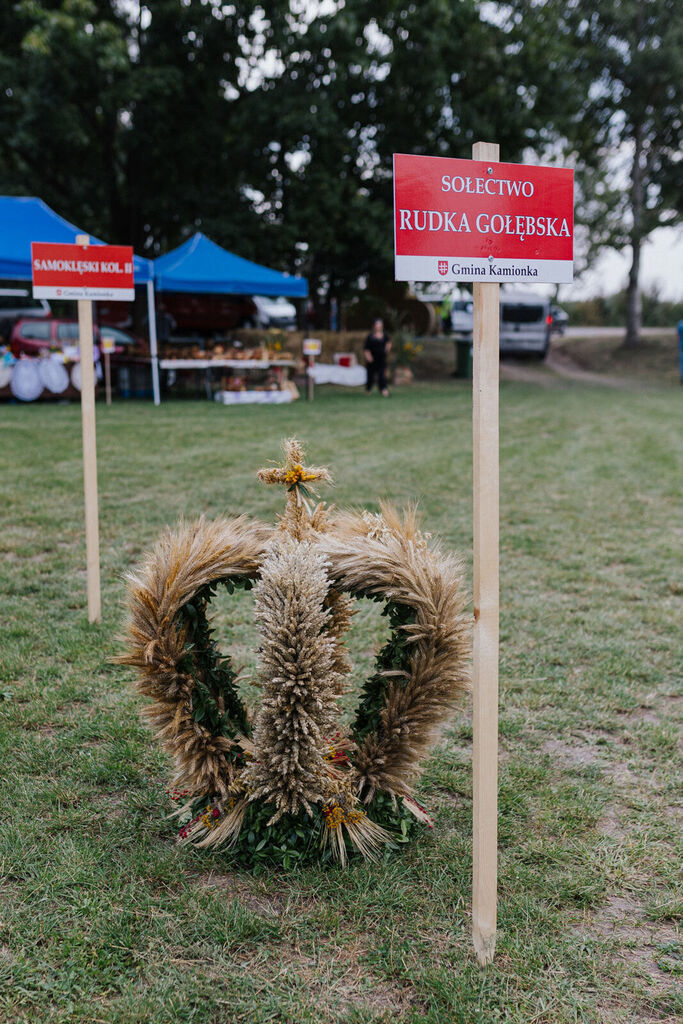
[364,318,391,396]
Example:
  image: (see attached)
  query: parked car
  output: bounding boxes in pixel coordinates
[550,305,569,335]
[11,317,101,359]
[413,285,473,336]
[450,298,474,336]
[499,292,552,358]
[253,295,298,330]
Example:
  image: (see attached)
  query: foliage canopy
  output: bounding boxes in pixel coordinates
[1,0,680,320]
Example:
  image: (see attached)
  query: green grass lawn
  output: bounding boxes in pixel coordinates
[1,376,680,1023]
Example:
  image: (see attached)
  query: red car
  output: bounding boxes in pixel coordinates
[10,319,146,360]
[10,317,102,359]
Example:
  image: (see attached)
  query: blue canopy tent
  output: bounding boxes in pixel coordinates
[0,196,153,282]
[0,196,161,403]
[153,232,308,297]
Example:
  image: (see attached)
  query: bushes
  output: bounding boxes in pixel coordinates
[564,288,683,328]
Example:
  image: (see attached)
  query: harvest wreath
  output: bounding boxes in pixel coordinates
[120,439,470,866]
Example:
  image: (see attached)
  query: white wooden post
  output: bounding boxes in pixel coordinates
[471,140,500,966]
[147,277,160,406]
[76,234,102,624]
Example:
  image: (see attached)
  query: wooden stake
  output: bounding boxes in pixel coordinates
[471,141,500,966]
[104,349,112,406]
[307,354,314,401]
[76,234,102,624]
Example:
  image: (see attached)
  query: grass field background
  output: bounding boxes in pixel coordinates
[1,347,680,1022]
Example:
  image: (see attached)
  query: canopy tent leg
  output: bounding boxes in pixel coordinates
[146,278,160,406]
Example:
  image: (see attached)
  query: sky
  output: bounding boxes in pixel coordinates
[562,225,683,302]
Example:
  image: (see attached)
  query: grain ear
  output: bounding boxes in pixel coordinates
[319,506,471,801]
[118,515,272,798]
[242,539,345,821]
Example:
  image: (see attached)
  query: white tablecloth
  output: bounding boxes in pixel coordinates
[307,363,366,386]
[214,390,293,405]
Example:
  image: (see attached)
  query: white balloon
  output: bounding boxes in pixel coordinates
[38,358,69,394]
[10,360,43,402]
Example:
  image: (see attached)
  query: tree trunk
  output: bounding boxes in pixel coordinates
[625,234,642,347]
[624,126,644,347]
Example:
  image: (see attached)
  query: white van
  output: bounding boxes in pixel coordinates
[499,291,551,358]
[253,295,297,330]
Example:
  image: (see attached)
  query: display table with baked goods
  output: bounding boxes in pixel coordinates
[158,356,297,401]
[157,339,298,401]
[158,358,296,370]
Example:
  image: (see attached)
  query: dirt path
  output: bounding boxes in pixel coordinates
[499,359,561,386]
[545,347,634,388]
[500,348,636,389]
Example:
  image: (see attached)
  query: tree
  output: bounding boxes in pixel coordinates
[580,0,683,345]
[243,0,575,316]
[0,1,283,255]
[9,0,670,328]
[507,0,683,345]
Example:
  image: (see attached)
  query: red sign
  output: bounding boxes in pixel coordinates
[393,154,574,284]
[31,242,135,300]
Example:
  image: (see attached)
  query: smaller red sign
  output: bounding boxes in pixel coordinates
[393,154,574,284]
[31,242,135,301]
